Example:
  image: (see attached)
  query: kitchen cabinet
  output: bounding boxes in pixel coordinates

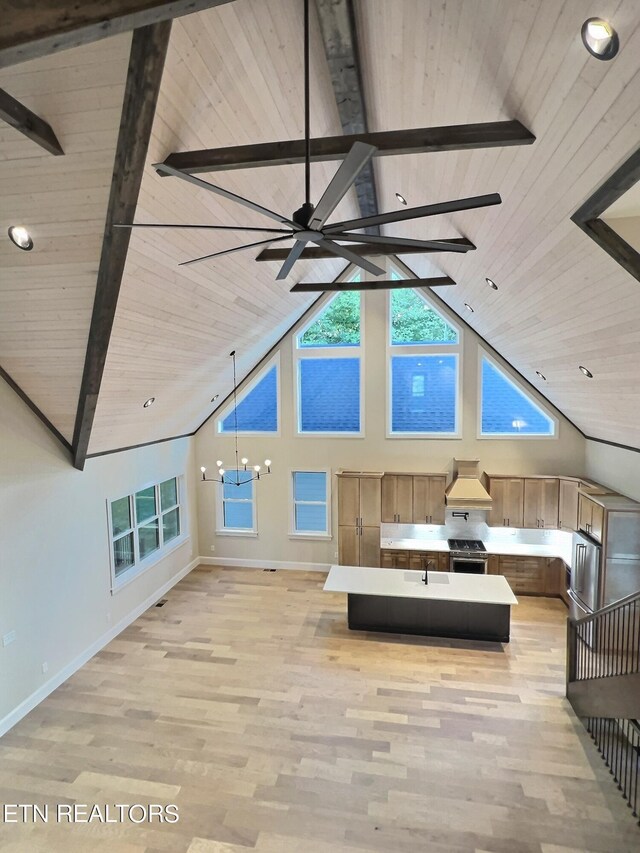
[381,475,413,523]
[559,479,579,530]
[578,494,604,542]
[523,478,559,529]
[412,475,447,524]
[381,549,448,571]
[488,478,524,527]
[498,555,548,595]
[337,473,382,566]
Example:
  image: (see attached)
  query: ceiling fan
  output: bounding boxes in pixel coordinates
[118,0,502,283]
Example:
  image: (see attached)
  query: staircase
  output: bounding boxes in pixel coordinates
[567,590,640,825]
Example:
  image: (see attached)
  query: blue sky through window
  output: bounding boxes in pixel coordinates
[220,365,277,433]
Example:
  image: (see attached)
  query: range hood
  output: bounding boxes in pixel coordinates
[445,459,492,510]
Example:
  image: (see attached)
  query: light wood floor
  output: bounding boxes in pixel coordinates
[0,567,638,852]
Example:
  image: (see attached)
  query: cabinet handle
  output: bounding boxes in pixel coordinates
[540,519,544,528]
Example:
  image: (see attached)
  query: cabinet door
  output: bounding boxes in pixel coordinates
[559,480,579,530]
[438,552,449,572]
[338,525,359,565]
[540,479,559,528]
[360,478,382,527]
[504,479,524,527]
[488,478,506,526]
[396,476,413,522]
[426,475,447,524]
[578,494,593,535]
[412,476,430,523]
[381,475,397,523]
[499,556,545,594]
[338,477,360,527]
[523,479,542,528]
[590,503,604,542]
[360,526,381,567]
[544,558,563,596]
[409,552,426,571]
[487,554,500,575]
[380,549,394,569]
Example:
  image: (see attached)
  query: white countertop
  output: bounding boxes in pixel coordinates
[324,565,518,606]
[380,536,573,564]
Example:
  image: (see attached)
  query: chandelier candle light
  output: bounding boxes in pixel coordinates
[200,350,272,486]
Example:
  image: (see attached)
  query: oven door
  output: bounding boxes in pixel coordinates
[450,555,487,574]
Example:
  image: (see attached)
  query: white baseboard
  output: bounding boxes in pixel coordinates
[0,557,201,739]
[200,556,331,572]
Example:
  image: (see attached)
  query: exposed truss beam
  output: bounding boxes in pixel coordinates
[158,120,535,175]
[0,87,64,154]
[256,237,475,262]
[290,275,455,292]
[0,0,235,68]
[0,364,72,455]
[71,21,171,471]
[314,0,379,234]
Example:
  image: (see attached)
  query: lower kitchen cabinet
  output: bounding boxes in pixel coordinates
[381,549,448,571]
[497,555,567,597]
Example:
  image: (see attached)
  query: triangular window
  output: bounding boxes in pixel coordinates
[390,288,458,345]
[298,291,361,347]
[480,356,555,436]
[218,360,278,433]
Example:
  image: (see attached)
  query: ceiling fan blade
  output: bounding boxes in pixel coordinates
[276,239,308,280]
[290,276,456,292]
[114,223,292,233]
[154,162,302,230]
[312,238,385,276]
[309,141,376,230]
[324,193,502,234]
[178,235,291,268]
[333,233,472,253]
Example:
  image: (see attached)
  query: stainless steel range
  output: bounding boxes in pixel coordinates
[447,539,488,574]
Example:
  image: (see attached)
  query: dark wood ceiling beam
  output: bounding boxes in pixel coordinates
[0,87,64,154]
[290,276,455,292]
[159,120,535,175]
[314,0,379,234]
[0,364,72,455]
[256,237,474,262]
[71,21,171,471]
[0,0,235,68]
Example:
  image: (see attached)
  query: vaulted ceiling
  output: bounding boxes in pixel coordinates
[1,0,640,460]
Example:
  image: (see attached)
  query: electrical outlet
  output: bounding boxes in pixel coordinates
[333,551,338,560]
[2,630,16,647]
[210,545,216,552]
[42,662,48,674]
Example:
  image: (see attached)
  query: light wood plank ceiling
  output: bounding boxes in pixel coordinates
[2,1,640,452]
[0,34,131,441]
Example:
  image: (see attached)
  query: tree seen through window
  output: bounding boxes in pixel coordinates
[390,288,458,345]
[299,291,360,347]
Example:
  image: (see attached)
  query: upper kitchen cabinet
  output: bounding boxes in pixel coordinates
[412,475,447,524]
[381,475,413,523]
[523,478,559,529]
[578,493,605,542]
[488,477,524,527]
[559,479,580,530]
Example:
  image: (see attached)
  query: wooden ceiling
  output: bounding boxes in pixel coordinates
[1,0,640,455]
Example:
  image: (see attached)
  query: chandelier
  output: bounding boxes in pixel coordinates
[200,350,272,485]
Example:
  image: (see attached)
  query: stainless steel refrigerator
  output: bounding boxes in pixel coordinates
[570,512,640,615]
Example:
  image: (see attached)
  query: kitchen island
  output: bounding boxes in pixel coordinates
[325,565,518,643]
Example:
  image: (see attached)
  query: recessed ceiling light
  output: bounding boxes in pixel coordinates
[8,225,33,251]
[535,370,547,381]
[395,192,408,206]
[579,366,593,378]
[486,277,498,290]
[143,397,155,407]
[211,394,219,402]
[464,302,474,312]
[581,18,619,60]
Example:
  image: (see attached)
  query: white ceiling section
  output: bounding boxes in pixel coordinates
[0,34,131,441]
[1,0,640,454]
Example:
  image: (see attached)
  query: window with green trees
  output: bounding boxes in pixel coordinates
[298,290,360,347]
[390,287,458,345]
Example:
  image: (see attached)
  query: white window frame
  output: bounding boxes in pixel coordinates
[216,352,281,436]
[106,474,188,594]
[386,282,462,439]
[293,274,365,438]
[289,469,332,540]
[215,469,258,536]
[477,349,558,440]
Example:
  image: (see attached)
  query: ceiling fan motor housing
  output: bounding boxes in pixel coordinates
[293,202,315,227]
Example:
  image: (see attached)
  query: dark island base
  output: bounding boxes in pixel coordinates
[347,593,511,643]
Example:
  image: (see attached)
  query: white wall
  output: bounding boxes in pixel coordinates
[0,378,198,731]
[585,439,640,501]
[195,288,586,567]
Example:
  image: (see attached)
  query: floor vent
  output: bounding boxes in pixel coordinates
[263,569,277,572]
[155,599,168,607]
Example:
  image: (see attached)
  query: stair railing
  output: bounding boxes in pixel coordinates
[567,589,640,825]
